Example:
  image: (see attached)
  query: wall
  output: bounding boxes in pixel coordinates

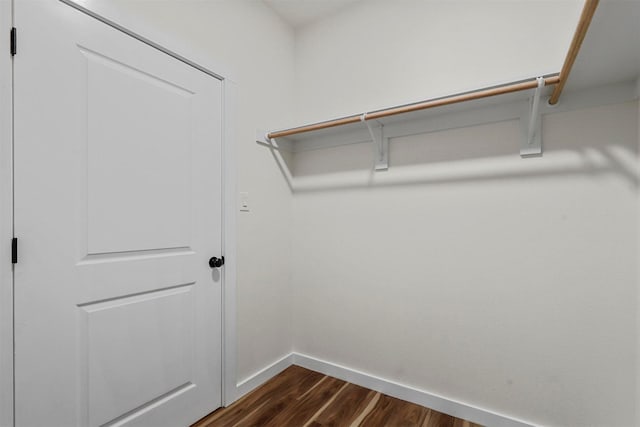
[290,3,640,426]
[291,101,639,427]
[637,96,640,427]
[71,0,296,392]
[294,0,583,124]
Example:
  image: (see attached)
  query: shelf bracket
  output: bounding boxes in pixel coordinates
[520,76,544,157]
[361,114,387,171]
[256,129,287,152]
[256,129,277,148]
[256,129,295,152]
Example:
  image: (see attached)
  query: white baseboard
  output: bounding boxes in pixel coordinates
[233,351,536,427]
[292,352,536,427]
[235,353,294,400]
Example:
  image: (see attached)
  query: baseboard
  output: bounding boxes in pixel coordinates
[233,351,536,427]
[292,352,536,427]
[235,353,294,400]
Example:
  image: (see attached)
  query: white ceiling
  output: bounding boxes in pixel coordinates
[262,0,639,92]
[566,0,640,90]
[263,0,361,28]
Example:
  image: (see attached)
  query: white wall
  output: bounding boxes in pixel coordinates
[291,101,639,427]
[637,96,640,427]
[294,0,583,124]
[290,3,640,425]
[71,0,296,391]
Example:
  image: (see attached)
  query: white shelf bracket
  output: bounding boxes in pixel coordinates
[520,76,544,157]
[256,129,281,150]
[361,113,387,171]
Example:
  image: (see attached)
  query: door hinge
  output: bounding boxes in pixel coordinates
[11,238,17,264]
[10,27,16,56]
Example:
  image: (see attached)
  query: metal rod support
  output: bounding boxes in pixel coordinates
[527,77,545,145]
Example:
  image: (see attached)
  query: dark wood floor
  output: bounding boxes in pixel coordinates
[193,366,482,427]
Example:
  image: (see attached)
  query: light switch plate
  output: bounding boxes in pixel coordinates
[239,192,250,212]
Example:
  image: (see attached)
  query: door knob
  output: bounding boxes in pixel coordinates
[209,256,225,268]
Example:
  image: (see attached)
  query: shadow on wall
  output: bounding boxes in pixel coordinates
[265,107,639,194]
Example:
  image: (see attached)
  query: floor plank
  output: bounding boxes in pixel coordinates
[193,366,324,427]
[308,383,376,427]
[382,397,430,426]
[193,366,483,427]
[359,393,436,426]
[264,376,347,426]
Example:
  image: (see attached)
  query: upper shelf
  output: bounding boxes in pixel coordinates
[259,0,599,145]
[564,0,640,92]
[267,75,559,141]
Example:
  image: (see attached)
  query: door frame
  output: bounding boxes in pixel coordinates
[0,0,15,425]
[0,1,240,424]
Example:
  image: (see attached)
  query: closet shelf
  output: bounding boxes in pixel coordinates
[257,0,598,168]
[267,75,559,140]
[257,75,554,168]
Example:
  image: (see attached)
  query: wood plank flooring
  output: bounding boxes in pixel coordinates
[193,366,482,427]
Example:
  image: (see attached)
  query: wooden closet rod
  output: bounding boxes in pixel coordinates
[549,0,599,105]
[268,76,560,139]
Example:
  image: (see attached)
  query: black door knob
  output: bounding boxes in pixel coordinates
[209,256,225,268]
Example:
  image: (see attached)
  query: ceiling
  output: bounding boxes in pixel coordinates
[264,0,639,92]
[566,0,640,91]
[263,0,361,28]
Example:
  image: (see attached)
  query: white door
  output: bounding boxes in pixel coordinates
[13,1,223,426]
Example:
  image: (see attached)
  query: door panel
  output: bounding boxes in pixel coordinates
[81,285,196,426]
[84,46,194,254]
[13,1,223,426]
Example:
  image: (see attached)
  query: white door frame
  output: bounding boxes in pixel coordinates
[0,2,240,424]
[0,0,15,425]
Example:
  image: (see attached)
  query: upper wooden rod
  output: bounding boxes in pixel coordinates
[268,75,560,139]
[549,0,599,105]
